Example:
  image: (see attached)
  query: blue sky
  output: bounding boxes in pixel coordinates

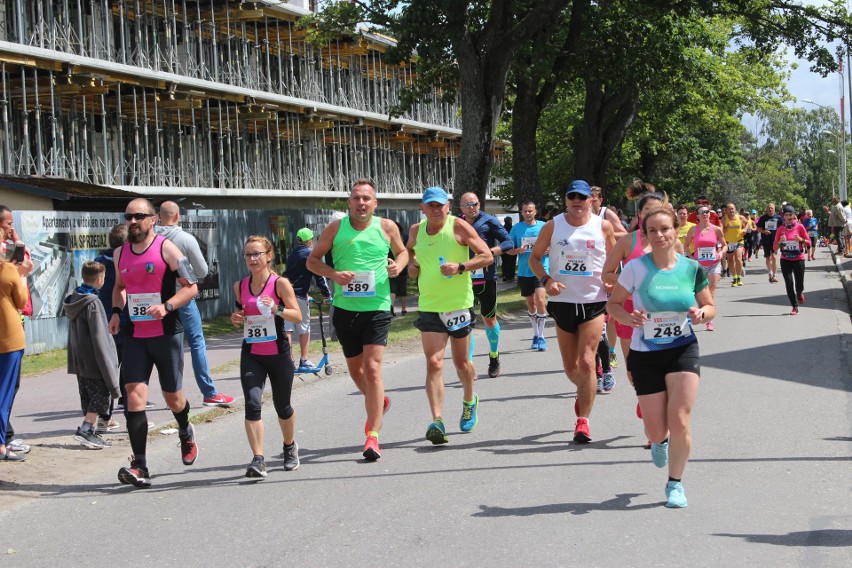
[742,0,848,133]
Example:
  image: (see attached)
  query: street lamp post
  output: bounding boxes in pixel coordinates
[804,99,847,200]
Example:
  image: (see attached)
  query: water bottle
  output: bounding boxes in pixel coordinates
[256,296,272,316]
[438,256,452,279]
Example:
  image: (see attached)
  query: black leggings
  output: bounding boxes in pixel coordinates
[240,349,295,422]
[780,259,805,308]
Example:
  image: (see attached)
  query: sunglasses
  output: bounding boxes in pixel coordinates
[566,192,589,201]
[461,202,479,208]
[243,251,269,260]
[698,210,710,215]
[124,213,155,221]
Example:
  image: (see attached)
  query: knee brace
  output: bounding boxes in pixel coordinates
[245,404,262,422]
[276,404,294,421]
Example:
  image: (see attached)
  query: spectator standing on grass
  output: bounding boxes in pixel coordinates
[156,201,235,407]
[284,227,332,368]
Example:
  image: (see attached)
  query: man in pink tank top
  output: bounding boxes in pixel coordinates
[108,198,200,488]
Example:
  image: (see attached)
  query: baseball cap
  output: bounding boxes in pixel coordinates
[296,227,314,241]
[565,180,592,196]
[422,186,449,205]
[751,209,757,214]
[781,205,796,215]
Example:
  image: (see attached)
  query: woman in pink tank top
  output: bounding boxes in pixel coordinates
[230,235,303,478]
[684,205,727,331]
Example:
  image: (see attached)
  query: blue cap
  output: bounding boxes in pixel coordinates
[751,209,757,214]
[422,186,449,205]
[565,180,592,197]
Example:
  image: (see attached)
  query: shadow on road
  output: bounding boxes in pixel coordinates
[713,529,852,547]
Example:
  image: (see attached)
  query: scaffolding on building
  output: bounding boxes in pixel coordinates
[0,0,503,199]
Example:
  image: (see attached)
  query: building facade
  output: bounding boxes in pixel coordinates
[0,0,491,209]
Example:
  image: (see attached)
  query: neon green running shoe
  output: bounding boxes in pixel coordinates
[460,393,479,432]
[426,419,448,445]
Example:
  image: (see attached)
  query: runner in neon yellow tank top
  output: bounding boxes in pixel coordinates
[408,186,492,446]
[307,179,408,462]
[722,202,747,286]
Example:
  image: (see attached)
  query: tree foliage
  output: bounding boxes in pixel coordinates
[308,1,852,212]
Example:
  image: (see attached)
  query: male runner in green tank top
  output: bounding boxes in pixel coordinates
[408,187,492,445]
[308,179,408,461]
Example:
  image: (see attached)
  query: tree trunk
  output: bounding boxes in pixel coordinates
[511,73,544,210]
[448,0,571,209]
[452,56,503,208]
[574,80,640,202]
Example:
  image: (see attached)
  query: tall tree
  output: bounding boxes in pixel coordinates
[309,0,570,206]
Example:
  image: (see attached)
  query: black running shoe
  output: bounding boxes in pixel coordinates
[118,457,151,488]
[283,442,300,471]
[487,353,500,378]
[245,456,267,478]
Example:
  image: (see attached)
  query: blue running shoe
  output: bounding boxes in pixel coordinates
[531,336,540,350]
[460,393,479,432]
[602,371,616,392]
[651,441,669,468]
[426,419,448,445]
[665,481,688,508]
[537,336,547,351]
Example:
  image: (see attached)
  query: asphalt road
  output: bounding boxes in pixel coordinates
[1,251,850,567]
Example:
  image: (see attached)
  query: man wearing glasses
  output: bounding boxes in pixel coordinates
[108,198,200,487]
[459,193,513,377]
[529,180,617,444]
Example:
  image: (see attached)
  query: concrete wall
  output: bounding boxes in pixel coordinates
[0,189,52,211]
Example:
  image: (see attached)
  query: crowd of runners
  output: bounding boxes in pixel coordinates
[0,183,828,509]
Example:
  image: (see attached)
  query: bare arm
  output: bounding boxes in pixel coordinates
[606,283,641,327]
[230,280,245,327]
[109,246,126,335]
[601,233,630,286]
[690,287,716,325]
[382,217,409,278]
[273,277,303,324]
[306,220,355,286]
[407,224,420,279]
[145,239,198,320]
[441,218,492,277]
[683,226,697,252]
[605,209,627,240]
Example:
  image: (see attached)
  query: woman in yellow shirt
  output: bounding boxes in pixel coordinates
[676,205,695,255]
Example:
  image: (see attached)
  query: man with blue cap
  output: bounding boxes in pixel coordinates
[529,180,618,445]
[408,186,493,445]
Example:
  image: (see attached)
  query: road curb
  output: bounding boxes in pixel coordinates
[829,249,852,315]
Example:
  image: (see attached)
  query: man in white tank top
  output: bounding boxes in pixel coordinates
[529,180,618,444]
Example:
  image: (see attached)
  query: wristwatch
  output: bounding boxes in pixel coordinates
[164,301,174,313]
[458,263,466,273]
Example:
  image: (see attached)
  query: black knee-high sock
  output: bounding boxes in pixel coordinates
[125,410,148,467]
[597,338,611,373]
[173,401,191,435]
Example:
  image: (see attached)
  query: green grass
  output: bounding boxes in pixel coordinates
[20,349,67,377]
[21,288,530,377]
[22,314,246,378]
